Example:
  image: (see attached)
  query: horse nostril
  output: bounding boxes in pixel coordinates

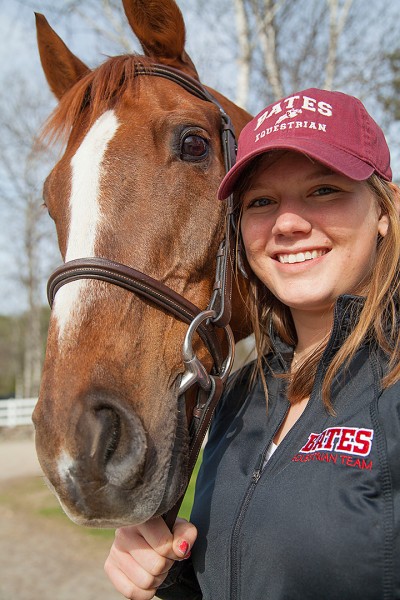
[90,406,121,464]
[72,395,147,488]
[76,403,122,470]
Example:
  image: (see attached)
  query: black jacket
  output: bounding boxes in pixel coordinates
[158,295,400,599]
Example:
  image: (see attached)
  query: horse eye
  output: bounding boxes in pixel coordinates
[180,134,209,161]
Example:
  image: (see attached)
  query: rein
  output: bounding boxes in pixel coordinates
[46,64,238,530]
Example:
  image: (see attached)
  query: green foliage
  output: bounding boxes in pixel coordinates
[178,451,203,521]
[0,307,50,398]
[0,315,20,398]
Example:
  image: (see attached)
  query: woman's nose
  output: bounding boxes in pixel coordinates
[271,205,312,237]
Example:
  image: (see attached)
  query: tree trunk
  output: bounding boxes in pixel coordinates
[234,0,252,109]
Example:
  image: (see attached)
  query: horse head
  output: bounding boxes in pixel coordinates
[33,0,252,527]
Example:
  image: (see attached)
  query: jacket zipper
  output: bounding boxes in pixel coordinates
[229,339,338,600]
[229,404,289,600]
[229,466,261,600]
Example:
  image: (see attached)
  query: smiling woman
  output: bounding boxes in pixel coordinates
[240,152,387,316]
[104,87,400,600]
[227,91,399,414]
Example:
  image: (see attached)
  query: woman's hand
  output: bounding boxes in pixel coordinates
[104,517,198,600]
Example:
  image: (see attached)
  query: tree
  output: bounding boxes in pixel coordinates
[22,0,400,117]
[228,0,400,114]
[380,49,400,121]
[0,315,19,398]
[0,74,58,397]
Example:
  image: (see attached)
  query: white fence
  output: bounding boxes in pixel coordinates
[0,398,38,427]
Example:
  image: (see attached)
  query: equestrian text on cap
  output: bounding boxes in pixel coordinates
[218,88,392,200]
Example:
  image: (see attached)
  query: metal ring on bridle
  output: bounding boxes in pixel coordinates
[178,309,236,396]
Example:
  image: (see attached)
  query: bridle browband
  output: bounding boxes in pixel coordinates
[46,64,238,529]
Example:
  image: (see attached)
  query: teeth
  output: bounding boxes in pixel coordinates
[277,249,326,264]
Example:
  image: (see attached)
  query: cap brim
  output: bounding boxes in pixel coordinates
[217,139,375,200]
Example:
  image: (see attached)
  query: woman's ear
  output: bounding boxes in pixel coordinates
[378,211,390,237]
[378,213,390,237]
[378,183,400,237]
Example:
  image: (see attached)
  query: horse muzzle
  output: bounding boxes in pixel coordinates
[33,393,163,526]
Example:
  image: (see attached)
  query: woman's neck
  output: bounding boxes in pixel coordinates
[290,307,333,356]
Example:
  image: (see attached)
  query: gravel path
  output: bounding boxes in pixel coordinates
[0,439,42,479]
[0,428,123,600]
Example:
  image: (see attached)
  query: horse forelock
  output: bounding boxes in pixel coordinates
[41,54,157,147]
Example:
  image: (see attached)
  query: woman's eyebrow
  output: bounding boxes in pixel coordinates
[245,168,338,192]
[304,167,338,181]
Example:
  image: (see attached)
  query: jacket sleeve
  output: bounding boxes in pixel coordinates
[156,558,202,599]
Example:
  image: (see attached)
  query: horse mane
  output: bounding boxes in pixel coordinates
[42,54,155,146]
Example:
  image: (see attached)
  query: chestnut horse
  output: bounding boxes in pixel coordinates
[33,0,252,528]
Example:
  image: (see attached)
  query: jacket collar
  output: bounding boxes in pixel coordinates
[268,294,366,371]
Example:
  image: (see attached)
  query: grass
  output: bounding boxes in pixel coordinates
[177,451,202,521]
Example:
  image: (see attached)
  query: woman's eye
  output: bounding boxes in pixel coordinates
[247,197,274,208]
[180,134,209,161]
[313,186,338,196]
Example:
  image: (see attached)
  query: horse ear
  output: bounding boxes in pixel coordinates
[35,13,90,100]
[121,0,199,79]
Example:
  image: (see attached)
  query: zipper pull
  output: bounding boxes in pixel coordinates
[252,452,265,483]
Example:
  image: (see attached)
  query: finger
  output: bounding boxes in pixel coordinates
[137,517,189,560]
[107,546,169,590]
[104,562,158,600]
[172,518,198,558]
[135,517,182,560]
[113,529,174,578]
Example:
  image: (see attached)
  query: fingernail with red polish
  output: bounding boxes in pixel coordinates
[178,540,189,556]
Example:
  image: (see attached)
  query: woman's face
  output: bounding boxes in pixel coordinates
[240,151,389,317]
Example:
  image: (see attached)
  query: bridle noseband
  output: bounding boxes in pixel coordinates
[46,64,238,528]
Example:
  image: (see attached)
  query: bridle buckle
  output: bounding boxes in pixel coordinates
[178,309,235,396]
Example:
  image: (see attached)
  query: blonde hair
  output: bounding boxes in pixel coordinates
[234,164,400,412]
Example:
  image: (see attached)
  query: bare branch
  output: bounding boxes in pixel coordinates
[234,0,252,108]
[253,0,284,99]
[324,0,353,90]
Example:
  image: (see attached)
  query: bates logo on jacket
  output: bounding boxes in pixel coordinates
[292,427,374,471]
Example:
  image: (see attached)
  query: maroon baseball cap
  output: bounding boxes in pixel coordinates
[218,88,392,199]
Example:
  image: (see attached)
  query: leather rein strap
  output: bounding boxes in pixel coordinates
[46,64,237,530]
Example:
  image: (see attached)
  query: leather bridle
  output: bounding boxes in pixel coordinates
[46,64,238,529]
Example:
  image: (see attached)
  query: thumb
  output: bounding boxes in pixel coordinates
[172,517,198,558]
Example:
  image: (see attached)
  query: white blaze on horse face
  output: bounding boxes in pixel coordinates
[54,110,120,338]
[67,110,120,261]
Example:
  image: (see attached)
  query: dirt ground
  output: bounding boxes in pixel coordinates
[0,427,127,600]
